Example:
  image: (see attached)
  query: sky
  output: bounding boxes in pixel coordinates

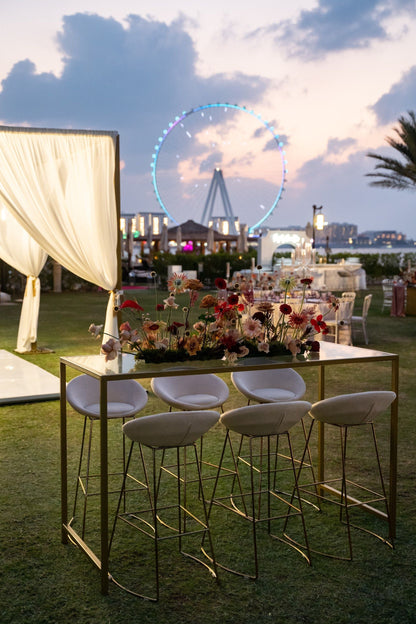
[0,0,416,238]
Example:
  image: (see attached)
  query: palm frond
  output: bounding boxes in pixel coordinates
[366,111,416,192]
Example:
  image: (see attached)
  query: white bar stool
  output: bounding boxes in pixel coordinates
[109,410,220,601]
[291,391,396,560]
[66,375,148,538]
[205,401,312,579]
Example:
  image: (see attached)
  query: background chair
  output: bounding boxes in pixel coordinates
[381,279,394,312]
[206,401,312,579]
[323,298,354,344]
[66,375,148,538]
[341,291,356,305]
[352,294,372,344]
[110,410,220,600]
[294,391,396,561]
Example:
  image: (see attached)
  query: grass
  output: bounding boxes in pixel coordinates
[1,286,416,623]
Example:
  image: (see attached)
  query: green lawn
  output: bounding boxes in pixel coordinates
[1,287,416,624]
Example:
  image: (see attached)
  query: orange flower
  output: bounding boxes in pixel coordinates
[184,335,202,356]
[200,294,218,308]
[185,278,203,291]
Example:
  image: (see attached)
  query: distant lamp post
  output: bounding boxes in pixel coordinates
[312,204,324,249]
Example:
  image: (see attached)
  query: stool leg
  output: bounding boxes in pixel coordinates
[249,436,259,579]
[339,426,353,560]
[152,447,160,601]
[80,418,95,539]
[284,431,311,563]
[72,415,88,523]
[371,423,392,539]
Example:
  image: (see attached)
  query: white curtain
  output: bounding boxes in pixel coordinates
[0,205,48,352]
[0,127,120,344]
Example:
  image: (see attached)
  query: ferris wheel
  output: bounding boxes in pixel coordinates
[150,103,288,234]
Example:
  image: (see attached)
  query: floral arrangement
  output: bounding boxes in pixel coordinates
[90,271,339,364]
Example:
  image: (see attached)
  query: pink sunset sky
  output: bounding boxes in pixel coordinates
[1,0,415,237]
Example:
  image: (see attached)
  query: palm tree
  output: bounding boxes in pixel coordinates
[366,110,416,191]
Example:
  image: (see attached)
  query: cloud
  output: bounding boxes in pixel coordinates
[199,151,223,173]
[370,65,416,124]
[248,0,415,59]
[326,137,356,154]
[273,145,416,237]
[264,136,289,151]
[0,12,270,213]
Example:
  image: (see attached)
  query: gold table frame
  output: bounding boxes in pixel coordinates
[60,342,399,595]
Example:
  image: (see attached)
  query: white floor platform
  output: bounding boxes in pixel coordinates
[0,349,60,405]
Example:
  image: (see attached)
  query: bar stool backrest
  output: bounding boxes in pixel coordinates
[123,410,220,448]
[67,375,148,419]
[221,401,312,436]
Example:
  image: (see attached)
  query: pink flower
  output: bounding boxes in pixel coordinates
[101,338,121,361]
[285,337,301,356]
[288,312,308,329]
[243,317,262,338]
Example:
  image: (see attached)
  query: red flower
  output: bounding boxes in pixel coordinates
[252,311,266,324]
[155,303,165,311]
[300,277,314,285]
[227,293,239,305]
[220,333,239,350]
[311,314,327,332]
[279,303,292,315]
[167,321,184,335]
[120,299,144,311]
[215,277,227,290]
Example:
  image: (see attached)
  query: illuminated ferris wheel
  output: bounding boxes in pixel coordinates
[150,103,288,234]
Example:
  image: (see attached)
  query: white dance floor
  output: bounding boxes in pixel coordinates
[0,349,60,405]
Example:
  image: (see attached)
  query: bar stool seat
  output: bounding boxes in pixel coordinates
[110,410,220,601]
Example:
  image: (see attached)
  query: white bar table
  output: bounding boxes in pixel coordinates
[60,342,399,594]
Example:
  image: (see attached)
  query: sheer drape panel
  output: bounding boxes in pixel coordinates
[0,129,118,290]
[0,128,120,344]
[0,206,47,352]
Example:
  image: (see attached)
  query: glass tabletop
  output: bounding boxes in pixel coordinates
[60,342,398,380]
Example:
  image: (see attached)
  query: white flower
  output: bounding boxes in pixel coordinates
[163,296,179,309]
[88,323,103,339]
[258,341,270,354]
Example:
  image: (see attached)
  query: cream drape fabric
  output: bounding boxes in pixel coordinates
[0,205,48,352]
[0,128,119,345]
